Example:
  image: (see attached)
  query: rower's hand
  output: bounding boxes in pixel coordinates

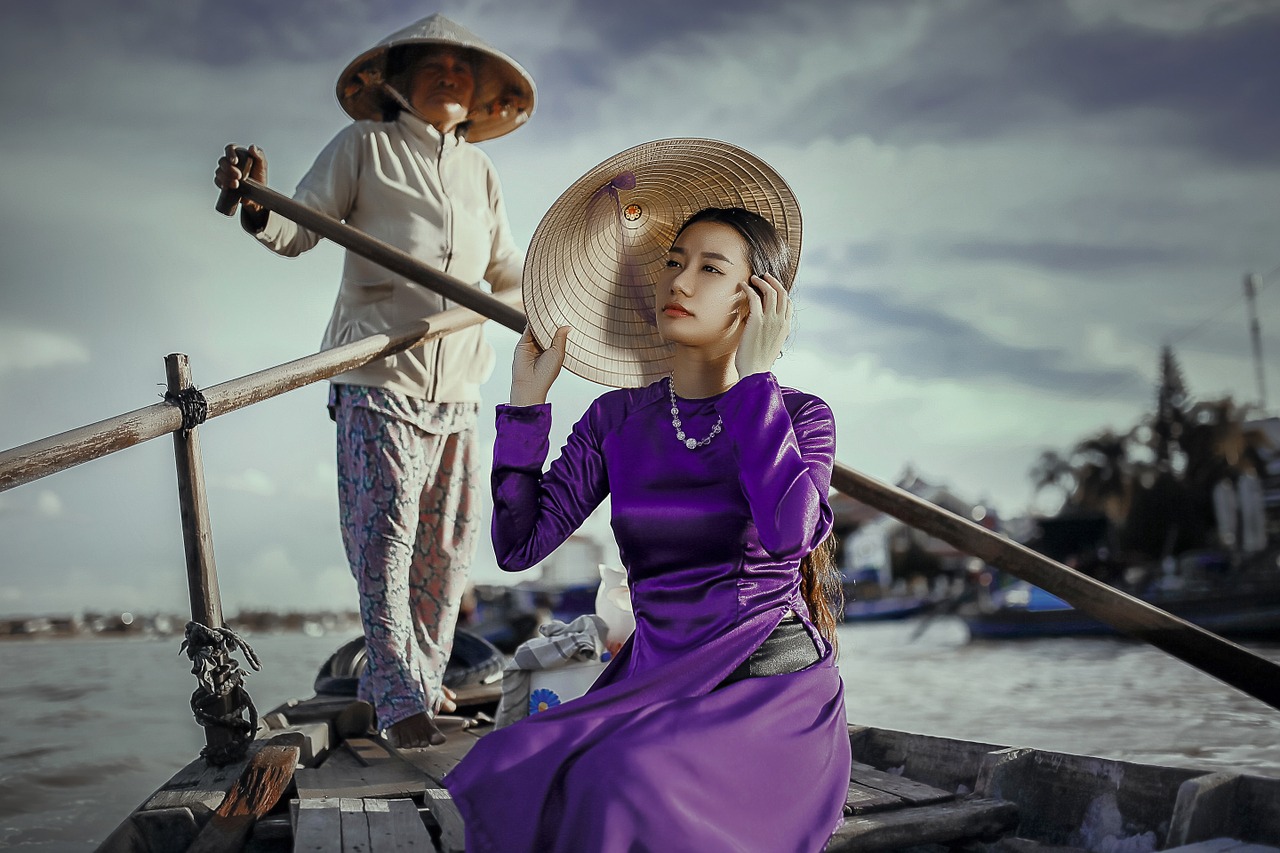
[735,272,792,378]
[511,325,569,406]
[215,144,269,230]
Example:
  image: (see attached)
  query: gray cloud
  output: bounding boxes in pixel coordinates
[801,0,1280,164]
[942,240,1198,274]
[807,283,1150,398]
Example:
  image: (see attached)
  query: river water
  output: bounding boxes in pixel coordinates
[3,620,1277,851]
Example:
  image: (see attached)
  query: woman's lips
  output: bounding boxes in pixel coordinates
[663,303,691,317]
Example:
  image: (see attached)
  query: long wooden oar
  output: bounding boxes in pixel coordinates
[218,162,1280,713]
[831,463,1280,711]
[216,171,527,333]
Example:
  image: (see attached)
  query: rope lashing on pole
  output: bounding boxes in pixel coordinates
[162,386,209,433]
[180,621,262,766]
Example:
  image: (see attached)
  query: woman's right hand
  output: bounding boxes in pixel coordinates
[215,144,269,229]
[510,325,569,406]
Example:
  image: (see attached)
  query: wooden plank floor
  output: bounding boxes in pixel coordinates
[829,762,1019,852]
[289,720,1021,853]
[286,718,479,853]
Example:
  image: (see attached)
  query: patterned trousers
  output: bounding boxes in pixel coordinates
[333,387,482,730]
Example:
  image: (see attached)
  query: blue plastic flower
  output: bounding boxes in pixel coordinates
[529,688,561,715]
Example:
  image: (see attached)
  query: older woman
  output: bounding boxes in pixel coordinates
[213,13,535,748]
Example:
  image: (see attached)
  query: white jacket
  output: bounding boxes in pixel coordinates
[253,113,524,401]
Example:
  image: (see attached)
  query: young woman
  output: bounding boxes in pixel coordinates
[444,143,851,852]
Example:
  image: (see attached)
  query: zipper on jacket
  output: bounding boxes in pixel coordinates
[430,133,453,401]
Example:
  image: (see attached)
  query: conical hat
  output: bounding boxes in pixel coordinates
[523,138,802,388]
[337,14,536,142]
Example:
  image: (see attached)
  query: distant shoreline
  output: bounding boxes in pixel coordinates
[0,609,362,641]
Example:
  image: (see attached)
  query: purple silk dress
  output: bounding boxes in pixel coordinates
[443,372,851,852]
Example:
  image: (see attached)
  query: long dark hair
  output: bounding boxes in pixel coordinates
[673,207,844,651]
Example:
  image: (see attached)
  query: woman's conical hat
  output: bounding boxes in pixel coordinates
[337,13,536,142]
[523,138,802,388]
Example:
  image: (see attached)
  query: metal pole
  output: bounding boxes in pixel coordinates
[1244,273,1267,409]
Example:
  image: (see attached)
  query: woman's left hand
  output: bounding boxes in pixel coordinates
[735,273,792,378]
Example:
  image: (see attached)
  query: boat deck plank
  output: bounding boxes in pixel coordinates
[381,798,435,853]
[338,798,370,853]
[849,760,956,805]
[293,798,343,853]
[293,797,438,853]
[294,738,426,800]
[392,725,481,786]
[826,795,1019,852]
[423,786,466,853]
[844,782,904,815]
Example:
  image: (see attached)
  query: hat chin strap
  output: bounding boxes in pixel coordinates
[380,80,469,136]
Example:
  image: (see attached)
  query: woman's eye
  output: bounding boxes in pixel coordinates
[702,265,722,274]
[665,259,681,268]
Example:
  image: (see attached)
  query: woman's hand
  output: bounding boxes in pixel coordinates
[735,273,792,378]
[510,325,569,406]
[215,144,269,231]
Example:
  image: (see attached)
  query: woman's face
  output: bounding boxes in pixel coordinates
[409,48,475,133]
[655,221,751,350]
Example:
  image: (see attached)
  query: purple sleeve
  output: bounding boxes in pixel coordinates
[490,401,610,572]
[714,373,835,560]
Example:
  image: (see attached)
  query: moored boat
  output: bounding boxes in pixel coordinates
[964,575,1280,641]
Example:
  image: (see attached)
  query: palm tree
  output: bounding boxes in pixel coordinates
[1030,449,1075,513]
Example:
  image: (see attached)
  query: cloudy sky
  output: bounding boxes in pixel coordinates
[1,0,1277,617]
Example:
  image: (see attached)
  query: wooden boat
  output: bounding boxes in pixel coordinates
[92,649,1280,853]
[844,594,933,622]
[964,577,1280,641]
[4,178,1279,853]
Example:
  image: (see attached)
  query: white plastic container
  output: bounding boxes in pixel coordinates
[527,659,609,715]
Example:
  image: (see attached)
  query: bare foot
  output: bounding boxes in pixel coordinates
[387,712,445,748]
[439,686,458,714]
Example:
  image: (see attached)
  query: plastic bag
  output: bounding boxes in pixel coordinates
[594,563,634,655]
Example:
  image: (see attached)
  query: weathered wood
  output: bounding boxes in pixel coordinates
[384,798,435,852]
[133,807,199,852]
[849,761,954,805]
[392,725,480,785]
[186,743,300,853]
[340,798,371,853]
[0,293,517,494]
[844,782,903,815]
[293,798,343,853]
[423,785,466,853]
[1170,772,1280,848]
[1170,773,1244,847]
[92,816,148,853]
[976,745,1201,849]
[826,796,1019,852]
[850,725,1002,796]
[143,736,274,813]
[293,738,427,800]
[167,353,239,760]
[260,721,330,765]
[167,354,223,631]
[229,177,527,332]
[830,463,1280,712]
